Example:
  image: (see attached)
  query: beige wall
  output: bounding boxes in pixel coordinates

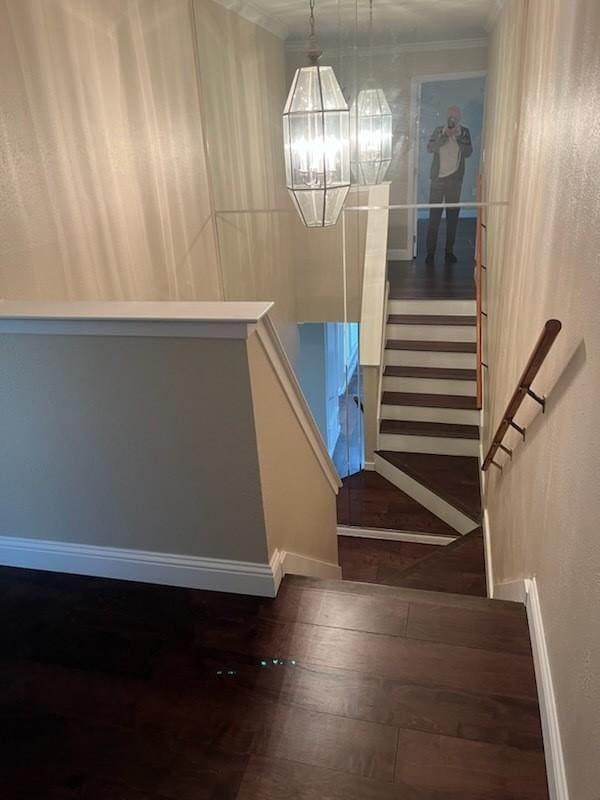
[483,2,600,797]
[0,0,371,331]
[0,0,221,301]
[247,332,339,566]
[0,333,268,562]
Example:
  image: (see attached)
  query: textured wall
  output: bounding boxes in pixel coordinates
[0,333,268,562]
[484,2,600,797]
[0,0,221,301]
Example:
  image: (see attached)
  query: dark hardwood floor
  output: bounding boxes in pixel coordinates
[377,451,482,521]
[388,218,476,300]
[338,536,436,584]
[338,530,487,597]
[336,470,457,536]
[0,566,548,800]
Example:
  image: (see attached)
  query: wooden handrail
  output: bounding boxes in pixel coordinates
[475,175,484,409]
[482,319,562,471]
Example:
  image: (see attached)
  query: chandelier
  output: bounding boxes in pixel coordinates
[351,1,392,185]
[282,0,350,227]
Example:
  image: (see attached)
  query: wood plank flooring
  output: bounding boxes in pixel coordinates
[0,566,548,800]
[388,218,476,300]
[338,531,487,597]
[336,470,457,536]
[377,451,482,521]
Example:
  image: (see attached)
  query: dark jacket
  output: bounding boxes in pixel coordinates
[427,125,473,180]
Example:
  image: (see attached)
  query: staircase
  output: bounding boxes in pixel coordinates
[373,298,482,537]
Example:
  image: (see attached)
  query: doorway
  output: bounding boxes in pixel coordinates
[409,72,486,264]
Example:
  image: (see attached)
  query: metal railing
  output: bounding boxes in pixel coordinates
[482,319,562,471]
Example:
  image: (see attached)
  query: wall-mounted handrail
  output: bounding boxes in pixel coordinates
[475,175,484,410]
[482,319,562,471]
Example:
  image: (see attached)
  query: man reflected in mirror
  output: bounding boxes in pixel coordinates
[425,105,472,265]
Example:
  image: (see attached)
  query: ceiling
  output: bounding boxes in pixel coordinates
[215,0,501,45]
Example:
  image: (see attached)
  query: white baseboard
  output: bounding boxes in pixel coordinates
[337,525,454,545]
[0,535,281,597]
[363,461,376,471]
[280,550,342,580]
[482,507,494,598]
[493,577,528,604]
[525,578,569,800]
[491,576,568,800]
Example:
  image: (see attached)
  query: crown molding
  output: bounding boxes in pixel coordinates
[285,36,488,57]
[485,0,505,32]
[209,0,288,40]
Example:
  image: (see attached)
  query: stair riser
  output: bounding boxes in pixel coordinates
[388,299,476,316]
[374,454,478,535]
[385,350,476,370]
[380,404,480,425]
[378,433,480,457]
[383,376,477,396]
[386,324,476,342]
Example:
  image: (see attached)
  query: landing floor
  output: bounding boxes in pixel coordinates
[389,217,476,300]
[0,566,548,799]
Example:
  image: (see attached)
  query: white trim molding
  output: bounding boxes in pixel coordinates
[254,316,342,494]
[286,37,488,57]
[482,508,494,598]
[337,525,455,546]
[526,578,569,800]
[0,535,282,597]
[492,577,569,800]
[0,536,345,597]
[279,551,342,581]
[0,300,273,339]
[209,0,287,39]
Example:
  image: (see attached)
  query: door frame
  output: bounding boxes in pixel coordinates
[407,70,487,259]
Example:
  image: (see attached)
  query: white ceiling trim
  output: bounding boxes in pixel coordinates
[209,0,288,39]
[285,36,488,56]
[485,0,505,32]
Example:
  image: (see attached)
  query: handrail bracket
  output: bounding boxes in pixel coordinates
[508,420,526,441]
[526,387,546,412]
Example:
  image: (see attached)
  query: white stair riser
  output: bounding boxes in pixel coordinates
[382,376,477,396]
[380,404,480,425]
[374,454,478,535]
[378,433,479,457]
[388,299,476,316]
[385,349,476,369]
[386,324,475,342]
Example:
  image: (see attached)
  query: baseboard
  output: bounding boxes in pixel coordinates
[0,535,281,597]
[363,461,376,471]
[482,507,494,598]
[493,577,528,604]
[337,525,454,545]
[525,578,569,800]
[280,550,342,580]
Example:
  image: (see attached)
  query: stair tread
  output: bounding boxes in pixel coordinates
[381,392,478,410]
[285,572,523,613]
[386,339,476,353]
[388,314,476,326]
[337,470,456,536]
[384,365,477,381]
[380,419,480,440]
[386,531,487,597]
[376,451,482,521]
